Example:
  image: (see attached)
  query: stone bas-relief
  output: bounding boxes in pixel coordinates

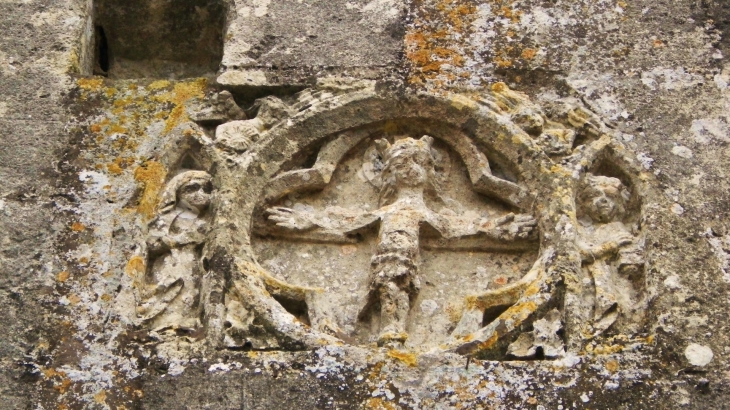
[264,136,537,347]
[576,173,645,336]
[117,81,650,362]
[133,171,212,337]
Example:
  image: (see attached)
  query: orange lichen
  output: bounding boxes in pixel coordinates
[364,398,397,410]
[155,79,207,134]
[133,160,167,219]
[56,271,70,282]
[605,359,619,373]
[387,349,418,367]
[107,162,123,175]
[148,80,171,90]
[521,48,538,59]
[507,301,537,319]
[77,77,104,91]
[478,333,499,350]
[405,0,477,86]
[93,390,107,405]
[71,222,86,232]
[125,256,146,278]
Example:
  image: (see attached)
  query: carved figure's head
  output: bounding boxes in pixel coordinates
[157,170,212,215]
[578,174,629,223]
[377,136,435,189]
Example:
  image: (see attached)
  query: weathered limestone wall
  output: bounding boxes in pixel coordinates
[1,0,730,409]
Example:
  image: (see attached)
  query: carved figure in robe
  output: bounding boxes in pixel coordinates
[576,173,644,335]
[266,136,536,345]
[135,171,212,334]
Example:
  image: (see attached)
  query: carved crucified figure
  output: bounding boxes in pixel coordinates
[267,136,536,346]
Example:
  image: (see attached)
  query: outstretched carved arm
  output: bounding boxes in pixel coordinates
[424,212,537,249]
[266,206,379,236]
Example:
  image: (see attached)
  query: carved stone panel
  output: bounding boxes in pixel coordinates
[122,80,652,361]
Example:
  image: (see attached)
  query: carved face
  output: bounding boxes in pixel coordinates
[382,139,434,188]
[178,177,212,213]
[579,175,628,223]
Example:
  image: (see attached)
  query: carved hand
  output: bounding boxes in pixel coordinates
[488,213,538,241]
[267,207,317,231]
[580,232,635,262]
[162,231,206,248]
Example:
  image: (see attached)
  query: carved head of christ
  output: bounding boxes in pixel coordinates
[376,135,435,192]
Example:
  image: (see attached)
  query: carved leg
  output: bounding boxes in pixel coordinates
[590,264,619,334]
[377,282,409,346]
[305,290,346,336]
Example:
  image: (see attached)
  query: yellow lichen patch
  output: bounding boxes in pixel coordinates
[445,301,463,323]
[71,222,86,232]
[495,56,513,68]
[100,293,113,302]
[56,271,70,282]
[94,390,107,405]
[67,294,81,305]
[449,94,478,110]
[107,162,123,175]
[156,79,207,134]
[125,256,146,278]
[387,349,418,367]
[148,80,171,90]
[77,77,104,91]
[364,398,397,410]
[605,359,619,373]
[507,300,537,319]
[587,343,624,355]
[521,48,538,60]
[133,160,167,219]
[405,0,477,87]
[478,333,499,350]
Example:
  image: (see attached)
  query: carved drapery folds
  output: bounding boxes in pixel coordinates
[134,170,212,337]
[129,80,652,360]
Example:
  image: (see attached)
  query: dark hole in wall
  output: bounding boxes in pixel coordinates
[272,295,311,327]
[481,304,512,327]
[93,0,228,79]
[94,25,109,75]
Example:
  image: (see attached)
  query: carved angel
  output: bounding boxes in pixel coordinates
[134,171,212,334]
[576,173,644,335]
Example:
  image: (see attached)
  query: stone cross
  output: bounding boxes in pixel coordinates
[265,135,537,345]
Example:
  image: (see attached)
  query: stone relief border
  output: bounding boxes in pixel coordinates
[128,79,657,360]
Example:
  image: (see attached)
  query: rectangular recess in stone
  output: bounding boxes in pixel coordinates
[93,0,228,78]
[220,0,406,81]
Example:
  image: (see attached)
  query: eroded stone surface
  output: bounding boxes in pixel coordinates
[3,0,730,408]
